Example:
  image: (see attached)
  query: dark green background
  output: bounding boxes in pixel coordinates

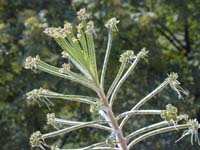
[0,0,200,149]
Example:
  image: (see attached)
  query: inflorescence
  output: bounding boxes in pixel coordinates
[176,119,200,145]
[26,88,54,108]
[119,50,135,63]
[161,104,178,123]
[25,7,198,150]
[105,17,120,31]
[24,55,40,70]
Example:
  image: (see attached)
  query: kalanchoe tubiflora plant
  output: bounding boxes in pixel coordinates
[25,8,199,150]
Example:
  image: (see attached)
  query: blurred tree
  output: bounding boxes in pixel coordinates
[0,0,200,149]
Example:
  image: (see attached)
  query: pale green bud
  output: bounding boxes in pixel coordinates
[119,50,135,63]
[43,27,67,38]
[47,113,56,126]
[59,63,71,73]
[24,55,40,70]
[105,17,120,31]
[77,8,87,21]
[30,131,42,148]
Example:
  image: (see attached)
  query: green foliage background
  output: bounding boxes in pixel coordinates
[0,0,200,149]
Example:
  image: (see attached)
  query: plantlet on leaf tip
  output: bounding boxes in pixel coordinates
[25,8,199,150]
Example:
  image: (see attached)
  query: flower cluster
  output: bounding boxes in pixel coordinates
[26,88,54,108]
[161,104,178,122]
[105,17,120,31]
[176,119,200,145]
[85,20,95,34]
[26,88,49,100]
[58,63,71,73]
[43,27,68,38]
[167,72,187,99]
[47,113,56,126]
[61,51,69,58]
[30,131,43,148]
[64,22,73,33]
[77,8,87,20]
[139,48,148,59]
[24,55,40,70]
[119,50,135,63]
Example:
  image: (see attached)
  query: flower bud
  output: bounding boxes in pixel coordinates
[30,131,42,148]
[76,22,84,33]
[47,113,56,126]
[77,8,87,21]
[167,72,187,99]
[43,27,67,38]
[61,51,69,58]
[64,22,73,34]
[24,55,40,70]
[85,20,95,34]
[59,63,71,73]
[161,104,178,122]
[119,50,135,63]
[139,48,148,59]
[105,17,120,31]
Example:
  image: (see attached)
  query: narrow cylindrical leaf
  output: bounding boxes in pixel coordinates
[100,28,113,88]
[107,61,126,98]
[117,110,161,120]
[41,120,107,139]
[54,118,112,132]
[128,124,190,149]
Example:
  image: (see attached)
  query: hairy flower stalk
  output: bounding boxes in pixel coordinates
[26,8,197,150]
